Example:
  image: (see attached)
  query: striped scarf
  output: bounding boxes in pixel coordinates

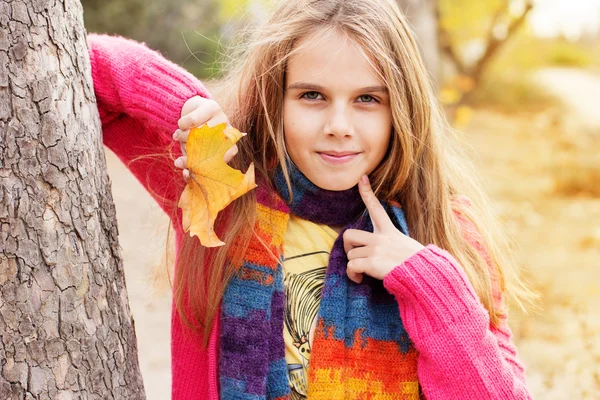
[219,164,419,399]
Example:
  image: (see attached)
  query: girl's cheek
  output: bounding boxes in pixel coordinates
[364,108,393,132]
[289,106,322,130]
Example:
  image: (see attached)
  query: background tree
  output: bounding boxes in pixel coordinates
[397,0,441,85]
[0,0,145,398]
[436,0,534,105]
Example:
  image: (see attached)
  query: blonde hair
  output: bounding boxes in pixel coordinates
[174,0,535,345]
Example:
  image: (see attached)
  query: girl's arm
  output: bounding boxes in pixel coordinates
[382,216,532,399]
[88,34,210,132]
[102,114,185,219]
[88,34,210,215]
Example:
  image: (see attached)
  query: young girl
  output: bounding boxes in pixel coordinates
[89,0,534,398]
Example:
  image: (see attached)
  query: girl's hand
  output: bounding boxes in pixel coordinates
[173,96,239,179]
[343,175,425,284]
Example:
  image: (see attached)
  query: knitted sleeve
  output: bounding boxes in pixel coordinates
[101,114,185,220]
[382,209,532,399]
[87,34,211,216]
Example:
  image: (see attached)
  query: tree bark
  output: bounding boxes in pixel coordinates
[397,0,440,85]
[0,0,145,398]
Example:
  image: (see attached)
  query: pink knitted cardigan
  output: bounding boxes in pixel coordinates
[88,34,532,400]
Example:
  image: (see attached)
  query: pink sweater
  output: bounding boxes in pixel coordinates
[88,34,532,400]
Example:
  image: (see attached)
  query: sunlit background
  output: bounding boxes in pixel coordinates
[531,0,600,39]
[83,0,600,399]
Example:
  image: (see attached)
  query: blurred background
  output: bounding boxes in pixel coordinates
[83,0,600,398]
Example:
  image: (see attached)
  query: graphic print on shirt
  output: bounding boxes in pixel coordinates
[283,253,327,400]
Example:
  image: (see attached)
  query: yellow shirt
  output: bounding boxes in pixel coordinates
[282,215,338,398]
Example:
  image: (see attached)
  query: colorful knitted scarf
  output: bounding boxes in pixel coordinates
[219,163,419,399]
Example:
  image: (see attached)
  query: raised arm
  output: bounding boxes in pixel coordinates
[87,34,210,216]
[88,34,210,131]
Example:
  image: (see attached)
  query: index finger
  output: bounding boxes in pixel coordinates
[177,99,221,131]
[358,175,395,232]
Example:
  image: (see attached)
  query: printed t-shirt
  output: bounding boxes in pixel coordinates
[282,215,338,399]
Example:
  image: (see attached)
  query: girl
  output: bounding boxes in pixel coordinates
[89,0,534,398]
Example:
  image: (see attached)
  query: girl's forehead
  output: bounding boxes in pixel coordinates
[285,30,384,89]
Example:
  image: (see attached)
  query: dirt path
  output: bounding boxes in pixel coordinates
[464,104,600,399]
[535,68,600,131]
[513,68,600,399]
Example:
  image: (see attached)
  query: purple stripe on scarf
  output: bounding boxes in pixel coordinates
[220,309,270,394]
[273,162,365,226]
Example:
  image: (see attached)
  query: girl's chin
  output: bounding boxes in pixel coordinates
[310,176,360,191]
[295,162,364,191]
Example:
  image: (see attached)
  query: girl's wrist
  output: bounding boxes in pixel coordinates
[382,241,426,280]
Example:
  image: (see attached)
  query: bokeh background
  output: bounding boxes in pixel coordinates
[82,0,600,398]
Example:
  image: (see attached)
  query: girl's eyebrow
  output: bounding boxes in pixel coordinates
[287,82,388,93]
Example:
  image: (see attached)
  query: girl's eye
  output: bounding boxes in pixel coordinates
[357,94,377,103]
[301,91,322,100]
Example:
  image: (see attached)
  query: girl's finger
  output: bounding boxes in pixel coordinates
[343,229,373,254]
[205,112,230,130]
[347,258,366,284]
[224,144,239,163]
[173,129,190,143]
[180,95,205,118]
[347,245,371,260]
[174,156,187,170]
[176,111,231,147]
[358,175,395,233]
[178,99,221,130]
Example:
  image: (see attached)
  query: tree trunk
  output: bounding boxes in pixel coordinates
[0,0,145,398]
[397,0,440,85]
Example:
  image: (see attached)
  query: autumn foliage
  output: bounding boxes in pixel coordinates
[178,123,256,247]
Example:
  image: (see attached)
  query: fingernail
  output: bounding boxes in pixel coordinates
[361,175,369,184]
[173,131,179,140]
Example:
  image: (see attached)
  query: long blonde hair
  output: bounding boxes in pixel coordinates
[174,0,535,345]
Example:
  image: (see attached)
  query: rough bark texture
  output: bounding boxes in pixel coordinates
[0,0,146,398]
[397,0,440,85]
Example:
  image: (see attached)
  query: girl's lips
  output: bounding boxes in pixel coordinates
[318,152,360,164]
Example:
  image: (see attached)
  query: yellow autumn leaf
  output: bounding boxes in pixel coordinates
[178,123,256,247]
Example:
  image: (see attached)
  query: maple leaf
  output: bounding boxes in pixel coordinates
[178,123,256,247]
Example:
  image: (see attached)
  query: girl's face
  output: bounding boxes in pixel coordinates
[283,30,393,191]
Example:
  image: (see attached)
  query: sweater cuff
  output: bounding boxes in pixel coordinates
[383,244,484,328]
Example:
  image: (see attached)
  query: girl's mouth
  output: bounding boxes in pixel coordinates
[318,152,360,164]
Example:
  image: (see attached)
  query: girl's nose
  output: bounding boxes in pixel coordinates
[324,105,353,138]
